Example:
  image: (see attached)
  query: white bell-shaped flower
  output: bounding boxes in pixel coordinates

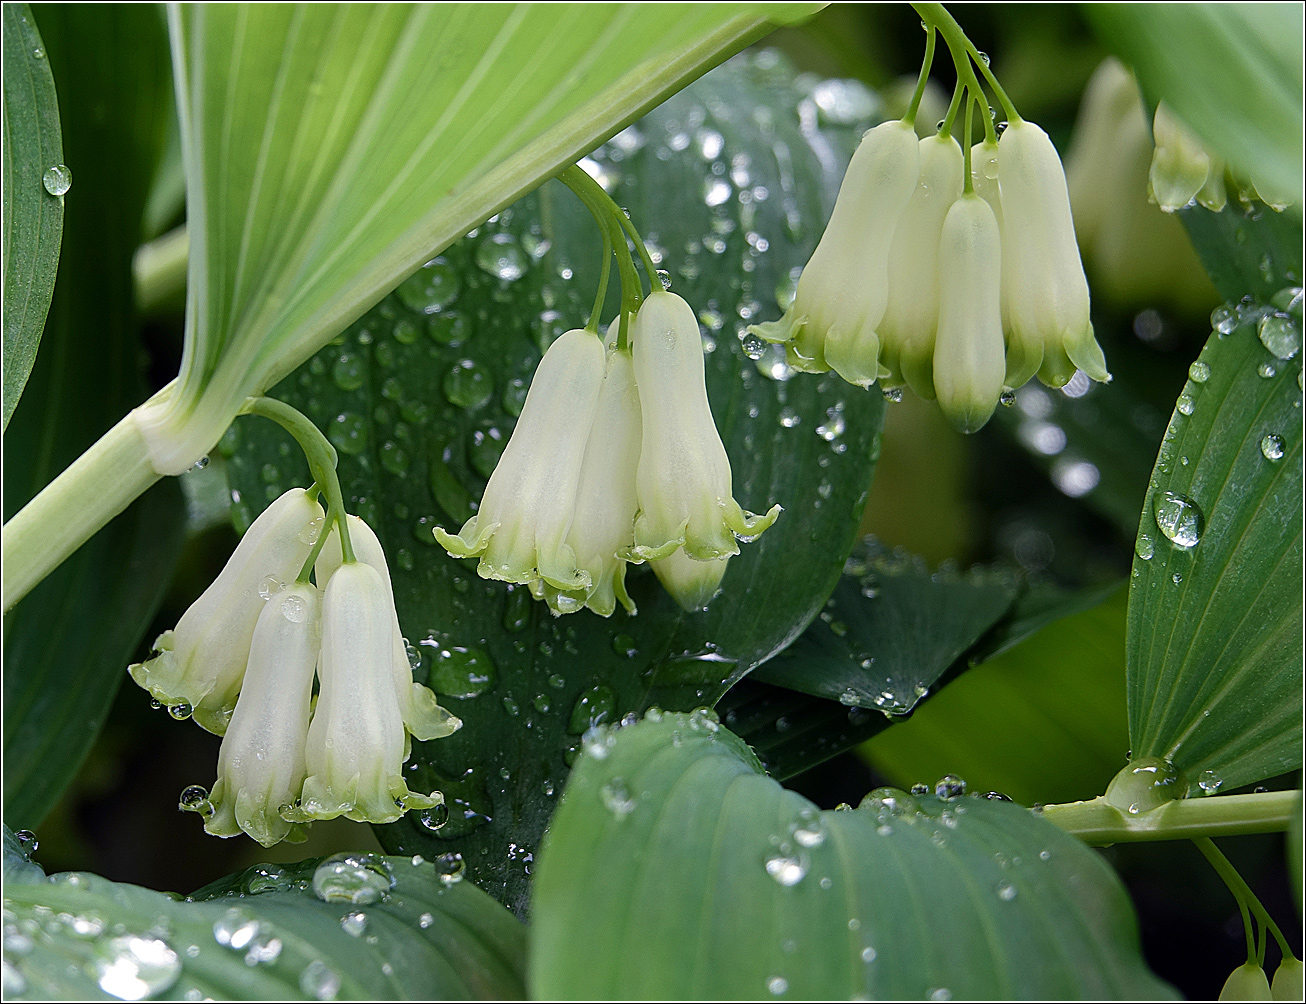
[316,516,461,740]
[997,119,1110,389]
[933,193,1007,433]
[435,329,605,590]
[291,562,442,824]
[878,132,965,399]
[651,547,730,613]
[203,582,320,846]
[531,344,642,617]
[1149,102,1224,213]
[749,119,920,385]
[969,138,1011,338]
[630,291,780,569]
[128,487,323,734]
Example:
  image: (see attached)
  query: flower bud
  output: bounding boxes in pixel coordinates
[1150,102,1218,212]
[933,194,1006,433]
[435,329,605,589]
[651,547,729,612]
[997,120,1109,389]
[316,516,460,741]
[1220,962,1272,1001]
[1271,957,1303,1001]
[878,133,965,399]
[205,583,320,846]
[293,562,442,824]
[630,292,780,568]
[129,487,322,734]
[749,120,920,386]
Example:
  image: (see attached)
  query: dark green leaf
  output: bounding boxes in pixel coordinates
[1085,4,1303,207]
[529,712,1175,1000]
[2,847,525,1001]
[1180,201,1305,304]
[752,538,1019,713]
[2,5,184,827]
[1127,305,1302,794]
[221,55,884,913]
[1,3,64,430]
[866,588,1130,806]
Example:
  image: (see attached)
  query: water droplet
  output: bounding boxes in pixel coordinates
[1188,361,1210,383]
[311,853,394,904]
[929,988,953,1002]
[1135,533,1155,560]
[1259,361,1277,378]
[501,377,528,416]
[996,882,1017,902]
[398,258,461,314]
[430,646,495,698]
[443,359,494,409]
[778,407,800,428]
[935,775,966,800]
[1153,491,1204,548]
[600,778,637,816]
[419,801,450,831]
[1198,769,1223,794]
[611,634,637,658]
[475,233,527,281]
[213,908,260,950]
[332,353,365,391]
[328,412,368,455]
[910,783,930,797]
[434,852,465,885]
[882,386,903,403]
[190,455,211,471]
[792,809,826,848]
[767,975,789,996]
[1172,571,1183,585]
[1176,393,1195,416]
[468,423,507,478]
[998,389,1016,407]
[1258,313,1300,360]
[299,959,341,1000]
[340,912,367,937]
[765,853,807,886]
[14,828,38,853]
[178,785,212,816]
[418,912,435,929]
[93,935,180,1001]
[244,931,283,965]
[1261,434,1285,460]
[1105,757,1188,815]
[380,440,410,475]
[1211,303,1238,335]
[569,685,617,734]
[42,164,72,196]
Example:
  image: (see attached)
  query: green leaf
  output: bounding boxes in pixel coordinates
[2,843,526,1001]
[156,3,819,468]
[1180,201,1305,304]
[1,3,64,431]
[2,5,184,827]
[1085,4,1303,207]
[751,538,1019,713]
[529,712,1175,1000]
[865,587,1130,806]
[1127,306,1303,794]
[222,54,885,914]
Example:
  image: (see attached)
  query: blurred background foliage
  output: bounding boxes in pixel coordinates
[8,5,1297,999]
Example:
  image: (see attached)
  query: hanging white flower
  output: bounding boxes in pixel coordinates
[316,516,461,740]
[434,329,605,590]
[749,119,920,386]
[290,562,443,824]
[997,119,1110,389]
[630,291,780,574]
[204,582,320,846]
[933,193,1007,433]
[128,487,323,734]
[877,132,965,399]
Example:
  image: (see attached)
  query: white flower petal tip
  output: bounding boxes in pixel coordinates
[128,487,323,735]
[201,582,321,846]
[747,119,919,385]
[652,548,731,612]
[316,515,461,743]
[293,562,441,824]
[934,194,1006,434]
[433,328,605,589]
[997,120,1110,390]
[632,291,781,566]
[1149,103,1213,213]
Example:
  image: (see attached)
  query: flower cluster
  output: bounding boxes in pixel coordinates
[129,489,460,846]
[436,291,781,615]
[750,115,1111,433]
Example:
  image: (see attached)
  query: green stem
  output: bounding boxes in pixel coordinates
[962,96,975,192]
[2,412,161,612]
[241,397,354,564]
[913,2,1019,122]
[939,77,965,137]
[586,210,614,335]
[1040,789,1299,844]
[559,165,643,348]
[1194,837,1294,959]
[133,224,190,315]
[904,25,936,126]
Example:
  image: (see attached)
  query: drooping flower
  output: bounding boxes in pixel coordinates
[203,582,320,846]
[129,487,323,734]
[531,344,642,617]
[435,329,605,590]
[997,119,1110,389]
[1150,102,1225,213]
[1218,963,1271,1001]
[932,193,1006,433]
[316,516,461,740]
[749,119,920,386]
[290,562,443,824]
[877,132,965,399]
[650,547,730,612]
[630,291,780,578]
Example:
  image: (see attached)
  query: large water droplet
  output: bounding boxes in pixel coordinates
[430,646,495,698]
[1188,361,1210,383]
[339,912,367,937]
[935,775,967,800]
[398,258,461,314]
[600,777,637,816]
[328,412,368,455]
[1261,434,1285,460]
[569,685,617,734]
[1210,303,1238,335]
[93,935,180,1001]
[1135,533,1155,560]
[443,359,494,409]
[475,233,527,281]
[1198,769,1224,794]
[213,908,260,949]
[299,960,341,1000]
[1258,313,1301,361]
[1153,490,1204,548]
[765,853,807,886]
[332,353,365,391]
[311,853,395,904]
[1105,757,1188,815]
[42,164,72,196]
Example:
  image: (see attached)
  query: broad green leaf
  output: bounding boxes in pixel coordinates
[752,538,1019,713]
[529,712,1174,1000]
[2,837,526,1001]
[1180,200,1305,304]
[1127,306,1302,794]
[220,55,883,913]
[1085,4,1303,207]
[1,3,63,431]
[152,3,818,472]
[865,588,1130,807]
[2,5,185,827]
